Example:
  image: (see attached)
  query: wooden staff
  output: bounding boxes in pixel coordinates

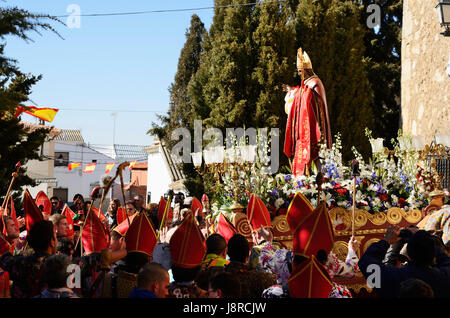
[352,177,356,237]
[157,193,173,242]
[316,172,323,206]
[351,160,360,237]
[2,162,21,210]
[118,163,131,227]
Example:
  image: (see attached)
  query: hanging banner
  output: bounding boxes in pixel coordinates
[83,163,96,174]
[105,162,115,174]
[14,106,59,122]
[68,162,82,171]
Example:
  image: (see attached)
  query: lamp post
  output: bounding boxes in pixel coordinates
[436,0,450,36]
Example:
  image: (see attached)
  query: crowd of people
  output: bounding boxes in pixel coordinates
[0,188,448,299]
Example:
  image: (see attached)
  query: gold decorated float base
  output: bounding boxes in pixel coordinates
[269,207,423,297]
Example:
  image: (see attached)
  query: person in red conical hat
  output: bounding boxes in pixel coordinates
[81,207,110,256]
[216,213,237,243]
[287,254,333,298]
[168,213,207,298]
[0,220,57,298]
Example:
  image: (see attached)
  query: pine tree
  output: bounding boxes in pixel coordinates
[357,0,402,146]
[0,6,60,203]
[295,0,375,161]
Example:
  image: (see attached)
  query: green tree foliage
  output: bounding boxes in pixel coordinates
[295,0,375,160]
[358,0,402,146]
[0,6,59,204]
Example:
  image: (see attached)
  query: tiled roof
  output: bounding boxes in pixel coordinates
[54,129,84,143]
[20,121,61,137]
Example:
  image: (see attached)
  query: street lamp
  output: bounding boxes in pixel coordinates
[436,0,450,36]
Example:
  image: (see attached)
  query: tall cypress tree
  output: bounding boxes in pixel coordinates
[149,14,205,142]
[0,6,60,203]
[295,0,375,160]
[252,1,296,169]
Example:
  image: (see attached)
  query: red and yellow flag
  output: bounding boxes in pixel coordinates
[129,160,137,171]
[68,162,82,171]
[83,163,96,174]
[14,106,59,123]
[105,162,115,174]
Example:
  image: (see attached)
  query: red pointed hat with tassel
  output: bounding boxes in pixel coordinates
[287,255,333,298]
[35,191,51,216]
[23,189,43,232]
[217,213,237,243]
[290,200,335,257]
[170,213,206,268]
[157,196,173,224]
[247,193,272,231]
[82,208,110,255]
[125,212,157,256]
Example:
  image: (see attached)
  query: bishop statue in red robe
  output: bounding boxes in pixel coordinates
[283,48,332,177]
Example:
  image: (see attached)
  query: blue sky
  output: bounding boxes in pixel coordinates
[4,0,215,146]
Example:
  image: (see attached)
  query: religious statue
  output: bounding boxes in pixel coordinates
[283,48,332,176]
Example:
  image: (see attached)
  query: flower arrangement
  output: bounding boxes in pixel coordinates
[211,130,431,217]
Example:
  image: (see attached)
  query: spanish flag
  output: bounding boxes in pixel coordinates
[83,163,96,174]
[105,162,115,174]
[129,160,137,171]
[68,162,82,171]
[14,106,59,123]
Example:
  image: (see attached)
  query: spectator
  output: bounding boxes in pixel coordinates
[49,214,69,240]
[106,198,121,228]
[398,278,434,298]
[358,226,450,297]
[225,234,276,298]
[208,272,241,298]
[50,196,62,215]
[0,220,57,297]
[129,262,170,298]
[35,254,79,298]
[202,234,229,270]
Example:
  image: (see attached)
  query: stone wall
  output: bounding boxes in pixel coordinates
[402,0,450,144]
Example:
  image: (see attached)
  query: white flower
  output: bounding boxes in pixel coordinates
[275,198,285,209]
[320,192,333,206]
[391,194,398,204]
[368,184,378,192]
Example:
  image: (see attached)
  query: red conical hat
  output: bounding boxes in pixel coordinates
[82,208,110,255]
[116,206,127,225]
[113,212,138,237]
[125,212,157,256]
[217,213,237,243]
[91,206,106,223]
[170,213,206,268]
[247,193,272,231]
[35,191,52,215]
[191,197,203,216]
[287,255,333,298]
[157,196,173,224]
[61,204,76,237]
[286,192,314,233]
[201,194,209,203]
[23,190,43,232]
[292,201,334,257]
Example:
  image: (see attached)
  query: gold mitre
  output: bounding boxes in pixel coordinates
[297,48,313,71]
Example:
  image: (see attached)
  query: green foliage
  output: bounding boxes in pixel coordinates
[0,6,60,203]
[357,0,402,147]
[295,0,375,161]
